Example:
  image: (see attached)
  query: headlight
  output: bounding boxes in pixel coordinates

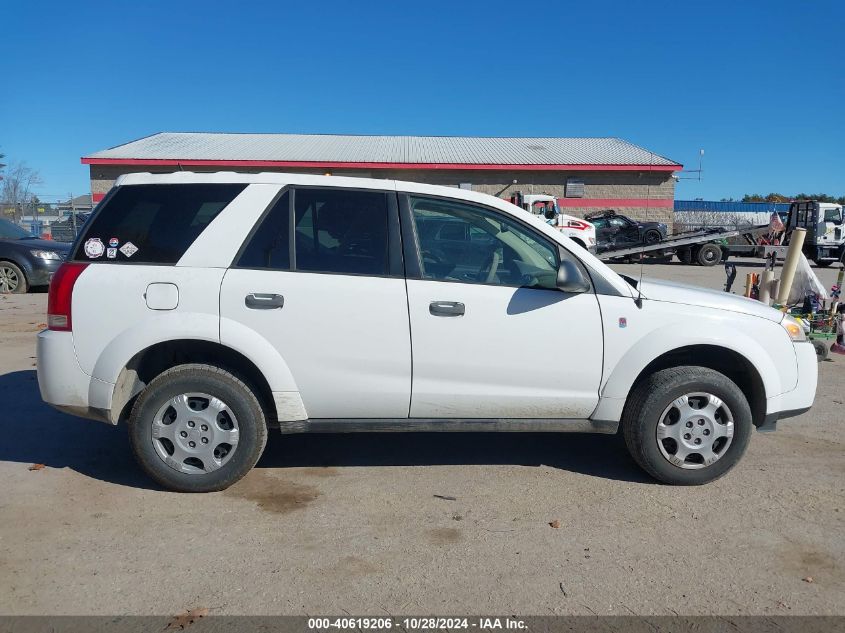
[30,249,62,260]
[782,314,808,342]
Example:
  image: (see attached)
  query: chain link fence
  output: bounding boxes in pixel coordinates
[1,201,92,242]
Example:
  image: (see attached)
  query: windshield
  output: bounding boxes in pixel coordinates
[0,218,33,240]
[823,207,843,224]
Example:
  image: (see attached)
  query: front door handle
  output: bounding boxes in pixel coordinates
[245,293,284,310]
[429,301,465,317]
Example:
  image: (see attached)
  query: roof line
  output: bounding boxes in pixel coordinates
[86,130,164,156]
[95,131,627,141]
[81,157,682,171]
[612,136,679,167]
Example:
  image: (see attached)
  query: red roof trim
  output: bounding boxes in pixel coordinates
[81,157,682,172]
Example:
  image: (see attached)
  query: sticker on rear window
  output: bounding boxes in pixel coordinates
[84,238,104,259]
[106,248,117,259]
[119,241,138,258]
[109,237,119,248]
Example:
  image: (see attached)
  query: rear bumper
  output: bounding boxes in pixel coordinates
[36,330,109,423]
[759,342,817,431]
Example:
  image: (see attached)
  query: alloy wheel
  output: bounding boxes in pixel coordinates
[0,265,20,293]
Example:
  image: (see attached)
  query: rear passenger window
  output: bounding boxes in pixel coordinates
[236,192,290,270]
[74,184,246,264]
[294,188,388,275]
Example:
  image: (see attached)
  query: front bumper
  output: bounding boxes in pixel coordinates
[25,258,63,286]
[759,341,818,431]
[815,245,844,262]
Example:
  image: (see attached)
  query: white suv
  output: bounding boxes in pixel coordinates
[37,172,817,492]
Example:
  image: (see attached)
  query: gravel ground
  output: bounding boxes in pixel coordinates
[0,259,843,616]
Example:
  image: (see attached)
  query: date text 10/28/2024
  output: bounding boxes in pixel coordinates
[307,618,527,630]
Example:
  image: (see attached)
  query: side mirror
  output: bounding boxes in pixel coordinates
[556,260,590,294]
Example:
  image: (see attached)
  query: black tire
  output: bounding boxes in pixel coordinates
[696,243,722,266]
[0,261,28,294]
[814,259,833,268]
[643,230,662,245]
[677,248,693,265]
[622,366,752,485]
[812,339,830,361]
[128,364,268,492]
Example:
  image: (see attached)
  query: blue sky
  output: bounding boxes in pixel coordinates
[2,0,842,201]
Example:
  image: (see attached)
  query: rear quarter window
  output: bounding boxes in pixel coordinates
[73,184,246,264]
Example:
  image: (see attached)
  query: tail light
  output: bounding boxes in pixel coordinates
[566,220,592,231]
[47,262,88,331]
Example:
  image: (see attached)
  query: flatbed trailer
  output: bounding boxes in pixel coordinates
[596,225,772,266]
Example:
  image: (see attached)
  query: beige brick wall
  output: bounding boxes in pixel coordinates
[90,165,675,226]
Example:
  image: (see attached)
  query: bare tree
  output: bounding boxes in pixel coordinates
[1,161,43,221]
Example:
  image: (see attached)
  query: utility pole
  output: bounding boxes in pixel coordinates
[70,193,77,236]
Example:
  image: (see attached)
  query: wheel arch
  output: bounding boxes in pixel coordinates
[108,340,280,426]
[626,345,767,427]
[600,327,779,428]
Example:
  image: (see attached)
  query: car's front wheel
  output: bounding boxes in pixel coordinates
[622,366,752,485]
[0,261,27,294]
[643,230,662,245]
[128,364,268,492]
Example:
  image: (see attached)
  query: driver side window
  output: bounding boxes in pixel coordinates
[410,196,559,290]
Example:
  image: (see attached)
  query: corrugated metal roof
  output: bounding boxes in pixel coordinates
[84,133,680,167]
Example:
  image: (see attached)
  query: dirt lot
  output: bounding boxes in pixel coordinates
[0,259,843,616]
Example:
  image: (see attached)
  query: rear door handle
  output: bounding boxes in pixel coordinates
[429,301,465,317]
[245,293,284,309]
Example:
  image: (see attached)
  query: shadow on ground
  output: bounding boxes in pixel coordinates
[1,369,652,489]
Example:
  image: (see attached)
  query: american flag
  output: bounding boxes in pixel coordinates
[769,212,785,232]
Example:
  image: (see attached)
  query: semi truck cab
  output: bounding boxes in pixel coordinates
[786,200,845,267]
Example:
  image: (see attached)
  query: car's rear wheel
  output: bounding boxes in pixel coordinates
[0,262,27,294]
[128,364,268,492]
[622,366,752,485]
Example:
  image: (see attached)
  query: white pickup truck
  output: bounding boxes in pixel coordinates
[518,193,598,251]
[37,173,817,492]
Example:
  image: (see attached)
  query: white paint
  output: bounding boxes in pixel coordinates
[220,269,412,418]
[145,283,179,310]
[406,280,602,418]
[178,184,281,269]
[37,171,817,433]
[71,265,224,378]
